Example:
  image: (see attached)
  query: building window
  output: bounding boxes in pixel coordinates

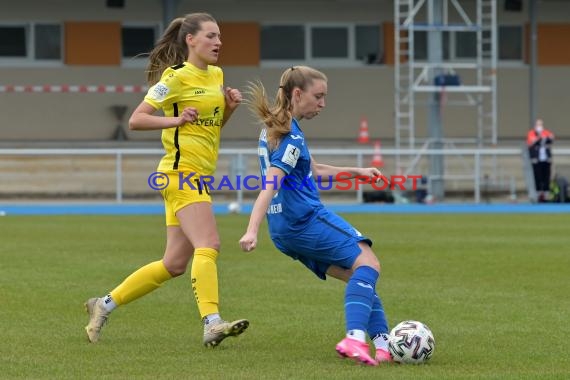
[311,26,348,58]
[261,23,382,66]
[413,31,451,60]
[0,25,27,57]
[35,24,62,60]
[413,30,428,60]
[499,25,523,61]
[0,23,62,64]
[261,25,305,60]
[356,25,381,64]
[413,25,523,63]
[122,25,158,59]
[454,31,476,59]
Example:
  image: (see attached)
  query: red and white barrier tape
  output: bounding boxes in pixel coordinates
[0,85,148,93]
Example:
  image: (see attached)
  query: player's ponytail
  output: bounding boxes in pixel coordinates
[145,13,217,85]
[146,18,185,85]
[246,80,292,150]
[246,66,327,150]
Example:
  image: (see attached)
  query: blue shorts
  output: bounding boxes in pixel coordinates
[270,208,372,280]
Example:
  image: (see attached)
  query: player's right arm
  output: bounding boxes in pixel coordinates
[129,68,198,131]
[128,101,198,131]
[239,166,286,252]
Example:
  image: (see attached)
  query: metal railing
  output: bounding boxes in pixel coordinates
[1,147,570,203]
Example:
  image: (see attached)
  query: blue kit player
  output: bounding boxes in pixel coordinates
[239,66,392,366]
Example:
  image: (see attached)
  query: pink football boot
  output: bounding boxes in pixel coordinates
[335,337,378,366]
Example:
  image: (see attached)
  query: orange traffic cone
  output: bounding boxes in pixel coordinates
[371,140,384,168]
[357,117,370,144]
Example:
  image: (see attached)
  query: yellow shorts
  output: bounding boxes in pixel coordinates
[160,171,212,226]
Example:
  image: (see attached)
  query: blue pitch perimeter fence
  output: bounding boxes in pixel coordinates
[1,203,569,216]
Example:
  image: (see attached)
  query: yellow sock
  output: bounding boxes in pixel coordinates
[110,260,172,305]
[190,247,219,318]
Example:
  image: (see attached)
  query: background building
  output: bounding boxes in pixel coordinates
[1,0,569,144]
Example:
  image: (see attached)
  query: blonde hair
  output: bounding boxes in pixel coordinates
[145,12,216,85]
[247,66,327,150]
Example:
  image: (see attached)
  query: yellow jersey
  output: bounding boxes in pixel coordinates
[144,62,225,175]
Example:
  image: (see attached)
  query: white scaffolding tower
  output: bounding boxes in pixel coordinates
[394,0,498,174]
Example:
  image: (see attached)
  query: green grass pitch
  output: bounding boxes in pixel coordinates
[1,213,569,379]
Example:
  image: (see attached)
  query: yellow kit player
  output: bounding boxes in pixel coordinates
[84,12,248,347]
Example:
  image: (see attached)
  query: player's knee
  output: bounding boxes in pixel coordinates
[164,263,186,277]
[162,256,190,277]
[355,245,381,272]
[364,253,381,273]
[368,259,381,273]
[198,240,220,253]
[353,255,380,273]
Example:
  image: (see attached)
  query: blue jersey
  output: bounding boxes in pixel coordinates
[257,119,323,235]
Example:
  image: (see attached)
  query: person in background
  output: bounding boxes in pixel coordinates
[239,66,392,366]
[84,12,248,347]
[527,118,554,202]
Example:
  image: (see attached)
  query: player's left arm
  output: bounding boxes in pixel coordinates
[222,86,242,127]
[310,155,382,181]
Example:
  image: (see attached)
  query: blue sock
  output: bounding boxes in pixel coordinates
[345,266,379,332]
[367,293,389,338]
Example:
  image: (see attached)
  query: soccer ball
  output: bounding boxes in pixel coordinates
[227,201,241,214]
[388,320,435,364]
